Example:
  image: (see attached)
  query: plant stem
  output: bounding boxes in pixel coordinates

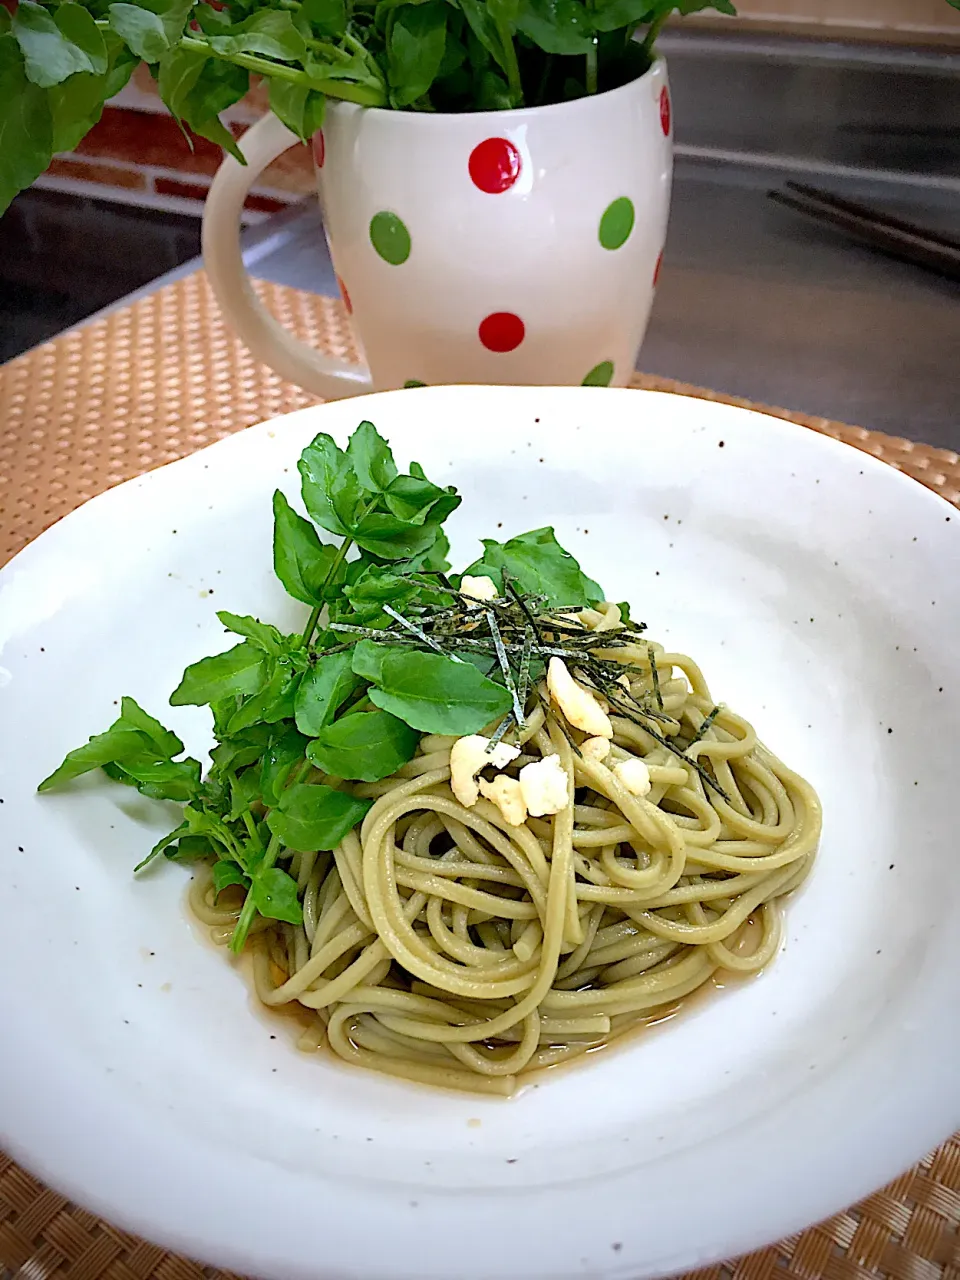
[585,38,598,95]
[582,0,598,95]
[211,817,246,864]
[241,810,263,850]
[230,833,281,953]
[292,758,314,785]
[172,34,387,106]
[299,535,355,647]
[176,33,301,81]
[343,31,369,59]
[494,15,524,106]
[300,494,382,646]
[641,11,671,59]
[534,53,554,106]
[304,75,387,107]
[304,37,355,63]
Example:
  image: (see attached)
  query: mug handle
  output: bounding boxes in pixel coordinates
[201,112,373,401]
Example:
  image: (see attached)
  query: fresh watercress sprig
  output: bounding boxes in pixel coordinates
[38,695,202,795]
[38,422,489,951]
[460,525,604,609]
[38,418,727,951]
[0,0,745,216]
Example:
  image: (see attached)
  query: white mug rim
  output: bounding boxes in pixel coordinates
[322,54,665,127]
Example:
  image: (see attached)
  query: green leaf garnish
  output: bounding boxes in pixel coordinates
[212,859,250,895]
[38,697,185,791]
[460,526,604,608]
[294,650,360,735]
[350,638,391,684]
[115,696,184,757]
[209,723,274,775]
[298,433,359,538]
[223,662,300,733]
[216,611,289,656]
[272,490,342,607]
[166,833,217,864]
[306,708,419,782]
[345,420,398,494]
[109,756,203,803]
[250,867,303,924]
[228,767,262,821]
[259,725,309,808]
[133,821,190,874]
[265,782,372,851]
[365,648,512,735]
[169,641,267,707]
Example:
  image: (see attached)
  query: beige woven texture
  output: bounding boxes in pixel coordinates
[1,271,958,1280]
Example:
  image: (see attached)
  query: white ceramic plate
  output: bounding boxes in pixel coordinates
[1,386,958,1280]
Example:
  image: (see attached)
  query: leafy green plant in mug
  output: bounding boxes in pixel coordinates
[5,0,959,215]
[0,0,746,214]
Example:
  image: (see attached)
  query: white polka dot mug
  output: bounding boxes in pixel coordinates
[202,60,673,398]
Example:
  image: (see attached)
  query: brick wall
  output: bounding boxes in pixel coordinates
[35,69,315,223]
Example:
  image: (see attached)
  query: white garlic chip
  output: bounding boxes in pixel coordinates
[613,758,652,798]
[459,575,499,602]
[478,775,528,826]
[450,735,520,807]
[519,754,570,817]
[546,657,613,738]
[581,736,611,762]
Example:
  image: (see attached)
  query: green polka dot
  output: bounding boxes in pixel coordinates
[598,197,635,251]
[404,379,427,389]
[370,211,411,265]
[582,361,614,387]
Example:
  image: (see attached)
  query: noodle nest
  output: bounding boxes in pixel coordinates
[191,605,821,1096]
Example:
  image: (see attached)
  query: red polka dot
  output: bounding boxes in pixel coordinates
[653,252,663,288]
[660,87,671,137]
[312,131,325,168]
[479,312,525,353]
[469,138,521,194]
[336,275,352,314]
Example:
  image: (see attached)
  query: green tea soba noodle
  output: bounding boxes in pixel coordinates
[189,607,821,1097]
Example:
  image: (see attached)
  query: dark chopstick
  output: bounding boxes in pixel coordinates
[785,182,960,253]
[767,181,960,281]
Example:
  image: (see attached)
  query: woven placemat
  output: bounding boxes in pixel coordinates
[1,271,958,1280]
